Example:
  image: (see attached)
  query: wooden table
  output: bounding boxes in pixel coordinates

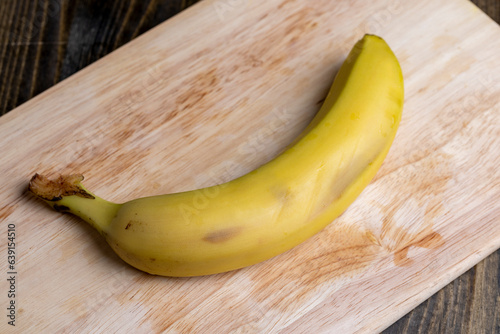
[0,1,498,332]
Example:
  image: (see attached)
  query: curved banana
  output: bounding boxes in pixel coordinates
[29,34,404,277]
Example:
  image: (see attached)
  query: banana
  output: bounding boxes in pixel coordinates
[29,34,404,277]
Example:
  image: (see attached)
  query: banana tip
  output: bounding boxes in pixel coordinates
[28,173,94,201]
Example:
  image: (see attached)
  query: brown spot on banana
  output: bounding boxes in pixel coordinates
[203,227,243,243]
[53,204,70,212]
[124,220,146,232]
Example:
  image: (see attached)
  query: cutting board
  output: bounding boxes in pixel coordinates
[1,0,499,332]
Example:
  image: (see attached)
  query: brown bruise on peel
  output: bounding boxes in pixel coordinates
[53,204,70,212]
[203,226,243,243]
[28,174,95,201]
[123,220,146,232]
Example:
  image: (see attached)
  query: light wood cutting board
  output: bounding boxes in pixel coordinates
[1,0,499,332]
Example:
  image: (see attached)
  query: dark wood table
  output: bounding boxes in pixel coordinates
[0,1,498,332]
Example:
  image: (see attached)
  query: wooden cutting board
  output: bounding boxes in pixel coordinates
[1,0,499,332]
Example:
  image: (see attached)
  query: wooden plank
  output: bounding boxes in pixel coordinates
[0,0,499,332]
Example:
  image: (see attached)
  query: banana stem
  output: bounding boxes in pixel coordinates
[28,174,120,235]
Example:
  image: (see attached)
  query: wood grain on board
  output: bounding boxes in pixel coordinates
[0,0,499,333]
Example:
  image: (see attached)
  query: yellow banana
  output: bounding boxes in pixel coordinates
[29,34,404,277]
